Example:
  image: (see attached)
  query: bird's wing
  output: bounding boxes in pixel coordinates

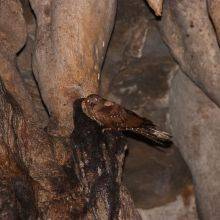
[103,126,171,145]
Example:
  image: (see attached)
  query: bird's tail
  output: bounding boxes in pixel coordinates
[131,126,172,146]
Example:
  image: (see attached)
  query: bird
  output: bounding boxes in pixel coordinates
[81,94,171,145]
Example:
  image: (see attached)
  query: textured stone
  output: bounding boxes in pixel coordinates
[169,70,220,219]
[17,0,36,73]
[100,0,155,97]
[17,0,49,127]
[30,0,117,136]
[160,0,220,107]
[146,0,163,16]
[0,0,26,55]
[0,0,40,125]
[101,0,193,214]
[0,78,142,219]
[138,185,198,220]
[124,138,192,209]
[208,0,220,44]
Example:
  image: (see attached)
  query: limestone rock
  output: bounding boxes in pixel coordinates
[146,0,163,16]
[0,0,27,55]
[169,70,220,219]
[0,0,39,124]
[101,0,192,214]
[30,0,117,136]
[138,185,198,220]
[17,0,36,73]
[160,0,220,107]
[207,0,220,43]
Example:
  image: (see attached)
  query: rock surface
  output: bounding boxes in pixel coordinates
[0,0,40,125]
[208,0,220,44]
[4,0,220,219]
[145,0,163,16]
[0,78,142,219]
[138,185,198,220]
[17,0,36,73]
[169,70,220,219]
[124,138,192,209]
[17,0,49,127]
[30,0,117,136]
[160,0,220,107]
[101,0,193,212]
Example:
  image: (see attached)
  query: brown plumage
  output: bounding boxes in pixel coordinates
[81,94,171,145]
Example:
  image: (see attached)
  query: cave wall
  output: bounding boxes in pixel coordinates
[0,0,219,219]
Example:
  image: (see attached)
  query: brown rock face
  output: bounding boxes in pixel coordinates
[101,0,193,215]
[0,78,142,219]
[208,0,220,43]
[0,0,26,56]
[16,0,49,127]
[158,1,220,218]
[17,0,36,73]
[30,0,117,136]
[169,70,220,220]
[145,0,163,16]
[159,0,220,108]
[1,0,219,219]
[0,0,39,124]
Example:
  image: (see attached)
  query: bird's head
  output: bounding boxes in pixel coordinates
[84,94,102,108]
[82,94,116,120]
[81,94,104,117]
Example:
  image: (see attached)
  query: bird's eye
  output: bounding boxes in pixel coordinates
[89,101,96,108]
